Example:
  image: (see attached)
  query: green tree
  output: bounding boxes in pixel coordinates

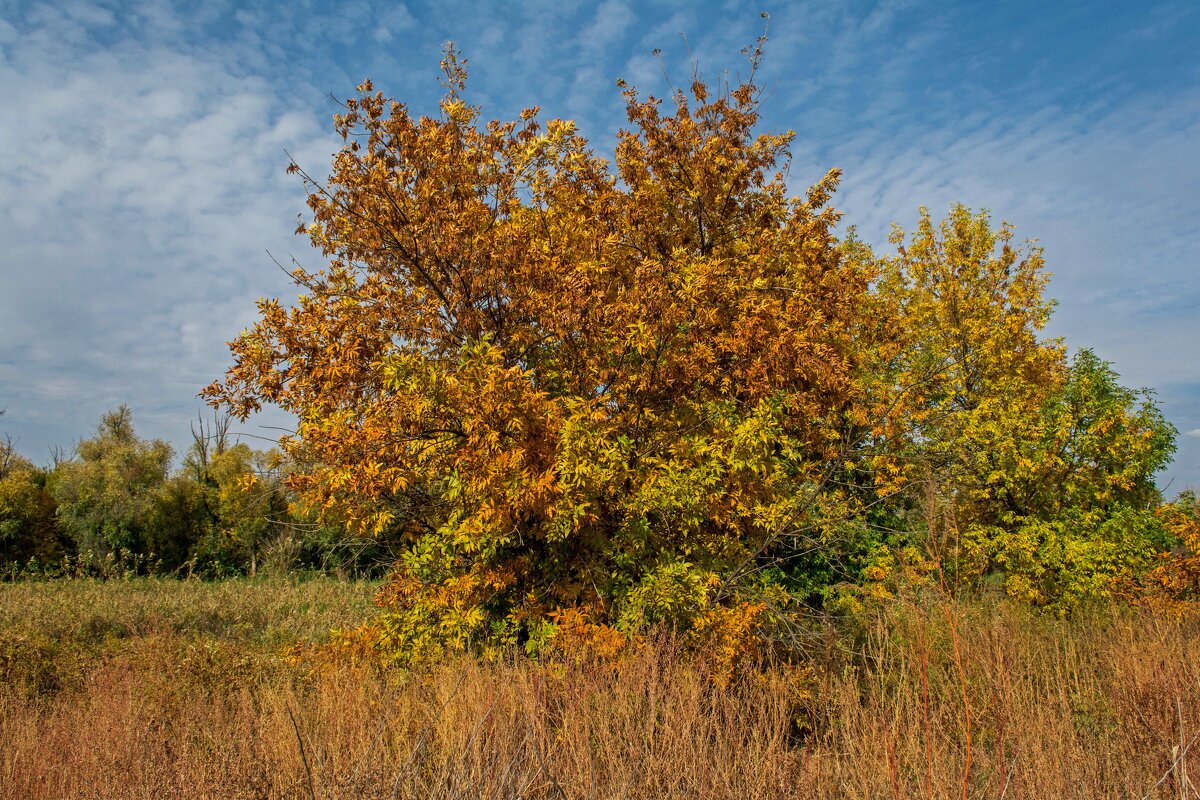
[50,406,173,571]
[0,437,64,567]
[205,444,290,575]
[968,350,1176,610]
[180,413,294,575]
[878,207,1176,610]
[878,204,1064,524]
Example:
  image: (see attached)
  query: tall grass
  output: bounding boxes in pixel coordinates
[1,580,1197,798]
[0,577,377,696]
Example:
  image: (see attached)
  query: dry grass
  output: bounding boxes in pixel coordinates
[1,580,1198,799]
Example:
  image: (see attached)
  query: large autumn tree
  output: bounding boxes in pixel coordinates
[208,44,1179,653]
[205,44,887,661]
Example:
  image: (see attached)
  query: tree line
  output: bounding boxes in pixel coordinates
[0,407,396,578]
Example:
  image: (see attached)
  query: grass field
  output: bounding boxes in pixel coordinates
[2,578,1198,799]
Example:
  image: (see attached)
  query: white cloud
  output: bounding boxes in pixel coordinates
[580,0,635,57]
[0,1,330,458]
[814,89,1200,398]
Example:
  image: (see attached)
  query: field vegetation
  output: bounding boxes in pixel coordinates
[2,578,1199,799]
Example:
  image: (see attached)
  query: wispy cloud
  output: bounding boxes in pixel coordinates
[0,0,330,452]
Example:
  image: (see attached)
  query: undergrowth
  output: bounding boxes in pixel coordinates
[1,579,1198,799]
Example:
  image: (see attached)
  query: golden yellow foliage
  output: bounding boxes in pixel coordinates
[1136,492,1200,617]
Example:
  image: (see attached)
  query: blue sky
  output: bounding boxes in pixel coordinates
[1,0,1197,493]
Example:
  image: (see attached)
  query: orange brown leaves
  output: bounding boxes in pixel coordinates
[202,44,892,662]
[1137,493,1200,617]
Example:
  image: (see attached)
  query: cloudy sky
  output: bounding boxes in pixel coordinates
[1,0,1197,493]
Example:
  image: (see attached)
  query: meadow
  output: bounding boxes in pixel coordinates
[2,578,1198,799]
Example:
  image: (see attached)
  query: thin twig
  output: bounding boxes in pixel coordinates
[288,704,319,800]
[999,754,1017,799]
[392,669,470,800]
[1142,729,1200,800]
[518,681,571,800]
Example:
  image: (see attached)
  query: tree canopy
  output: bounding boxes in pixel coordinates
[205,45,1177,661]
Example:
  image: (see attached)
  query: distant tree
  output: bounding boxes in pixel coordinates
[0,435,64,566]
[206,444,290,575]
[50,406,173,570]
[149,474,208,573]
[181,413,295,575]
